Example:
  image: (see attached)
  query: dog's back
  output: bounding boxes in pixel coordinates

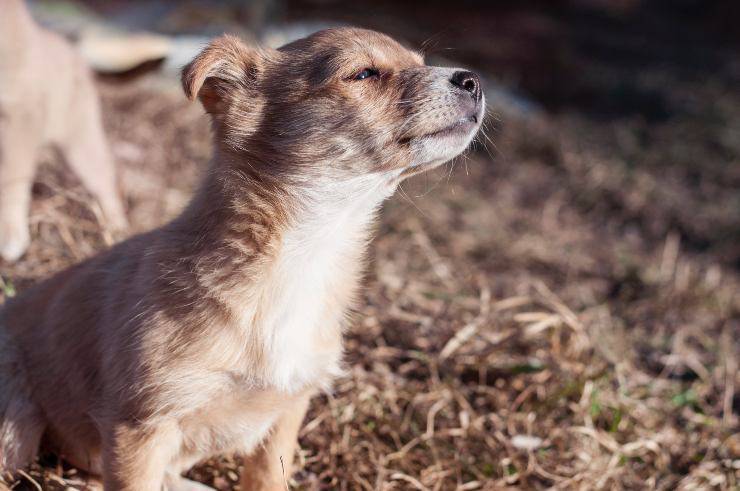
[0,0,35,74]
[0,322,44,473]
[0,267,67,474]
[0,0,79,136]
[0,243,133,478]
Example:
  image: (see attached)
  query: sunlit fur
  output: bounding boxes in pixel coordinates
[0,27,483,490]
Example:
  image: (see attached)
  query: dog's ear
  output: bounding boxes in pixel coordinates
[182,35,260,115]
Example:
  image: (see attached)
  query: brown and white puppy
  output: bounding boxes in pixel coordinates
[0,28,483,490]
[0,0,126,262]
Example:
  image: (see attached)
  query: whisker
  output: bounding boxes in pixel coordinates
[397,183,428,218]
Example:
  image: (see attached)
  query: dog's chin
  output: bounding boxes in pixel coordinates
[403,119,481,177]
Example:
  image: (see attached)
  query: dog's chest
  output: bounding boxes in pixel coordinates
[241,189,383,393]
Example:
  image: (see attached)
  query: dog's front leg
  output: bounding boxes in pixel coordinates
[102,420,181,491]
[0,115,40,261]
[240,394,311,491]
[59,88,128,233]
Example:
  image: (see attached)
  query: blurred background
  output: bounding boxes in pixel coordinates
[2,0,739,489]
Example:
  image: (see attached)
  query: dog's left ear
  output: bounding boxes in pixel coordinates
[182,35,261,115]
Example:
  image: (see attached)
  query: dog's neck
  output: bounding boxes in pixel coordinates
[169,151,400,297]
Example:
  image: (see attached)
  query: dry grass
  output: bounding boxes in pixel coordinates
[2,7,739,488]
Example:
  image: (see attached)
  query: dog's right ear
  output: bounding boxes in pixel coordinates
[181,35,261,115]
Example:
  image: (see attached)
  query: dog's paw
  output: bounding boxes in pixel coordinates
[106,209,129,233]
[164,474,216,491]
[0,222,30,261]
[97,197,129,234]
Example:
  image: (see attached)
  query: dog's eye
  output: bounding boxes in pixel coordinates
[354,68,380,80]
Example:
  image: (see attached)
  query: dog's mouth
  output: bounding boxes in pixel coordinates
[399,111,481,145]
[419,115,479,140]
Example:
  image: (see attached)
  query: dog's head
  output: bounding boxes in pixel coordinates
[183,28,484,182]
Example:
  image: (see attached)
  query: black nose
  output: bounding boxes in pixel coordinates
[450,70,481,102]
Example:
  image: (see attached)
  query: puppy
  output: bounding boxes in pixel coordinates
[0,28,484,490]
[0,0,126,262]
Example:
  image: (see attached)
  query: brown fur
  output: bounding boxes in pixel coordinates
[0,0,126,262]
[0,27,484,490]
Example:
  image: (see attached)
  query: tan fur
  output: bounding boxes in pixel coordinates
[0,27,484,490]
[0,0,126,262]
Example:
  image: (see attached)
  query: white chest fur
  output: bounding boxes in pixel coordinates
[245,173,399,393]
